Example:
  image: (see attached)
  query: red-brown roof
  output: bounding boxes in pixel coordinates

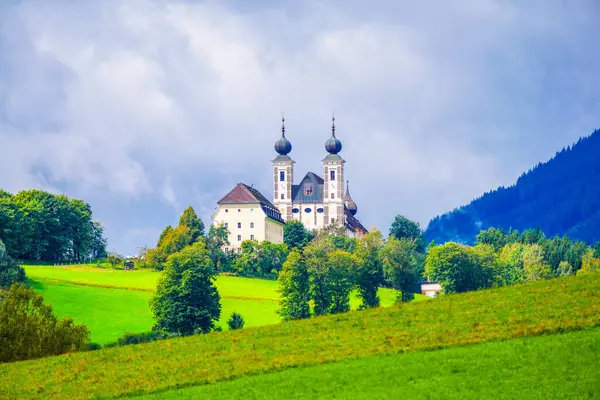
[217,183,284,223]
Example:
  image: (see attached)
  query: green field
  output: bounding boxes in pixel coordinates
[24,266,419,344]
[140,328,600,399]
[1,273,598,399]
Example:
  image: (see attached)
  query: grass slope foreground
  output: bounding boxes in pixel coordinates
[0,273,599,399]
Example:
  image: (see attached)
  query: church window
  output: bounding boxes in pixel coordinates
[304,183,313,195]
[280,171,285,181]
[250,222,254,228]
[224,223,228,228]
[330,170,335,181]
[237,235,242,241]
[292,208,299,213]
[250,234,255,240]
[331,193,335,199]
[237,222,242,228]
[281,193,284,200]
[331,218,335,224]
[304,208,312,213]
[225,209,228,213]
[317,208,324,213]
[238,209,241,212]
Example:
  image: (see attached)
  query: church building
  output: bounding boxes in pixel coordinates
[212,117,367,249]
[272,117,367,238]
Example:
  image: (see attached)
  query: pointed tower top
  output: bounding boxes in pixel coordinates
[331,113,336,137]
[345,180,357,215]
[274,114,292,155]
[325,114,342,154]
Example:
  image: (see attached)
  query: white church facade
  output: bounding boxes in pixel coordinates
[212,117,367,249]
[272,117,367,238]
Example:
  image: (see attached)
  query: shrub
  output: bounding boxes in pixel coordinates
[0,284,89,362]
[227,312,245,330]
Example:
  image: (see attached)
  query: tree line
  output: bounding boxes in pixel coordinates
[0,189,107,262]
[426,227,600,294]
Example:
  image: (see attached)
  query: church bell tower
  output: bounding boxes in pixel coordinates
[272,117,294,221]
[323,116,345,227]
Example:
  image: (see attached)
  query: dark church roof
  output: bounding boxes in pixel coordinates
[218,183,284,224]
[345,206,367,234]
[292,172,324,203]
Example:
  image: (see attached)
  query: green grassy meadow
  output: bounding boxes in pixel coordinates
[140,328,600,399]
[1,273,598,399]
[23,266,418,344]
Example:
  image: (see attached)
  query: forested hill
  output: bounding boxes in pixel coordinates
[425,129,600,245]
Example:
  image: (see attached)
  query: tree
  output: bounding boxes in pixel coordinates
[146,225,193,270]
[284,220,313,249]
[277,249,310,321]
[353,229,384,308]
[389,215,425,252]
[178,206,205,243]
[206,224,230,271]
[522,244,553,281]
[304,237,356,315]
[157,225,174,247]
[380,237,419,302]
[0,283,88,362]
[475,227,507,252]
[150,241,221,336]
[578,249,600,275]
[557,261,574,277]
[227,312,245,330]
[0,239,26,289]
[106,252,123,268]
[257,241,289,276]
[498,242,526,285]
[425,242,494,294]
[90,221,108,259]
[326,250,357,314]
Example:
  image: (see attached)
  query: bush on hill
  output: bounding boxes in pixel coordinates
[0,283,89,362]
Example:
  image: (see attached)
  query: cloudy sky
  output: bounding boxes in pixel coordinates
[1,0,599,255]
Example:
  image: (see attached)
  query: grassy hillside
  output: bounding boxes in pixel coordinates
[1,273,598,399]
[24,266,415,344]
[139,328,600,399]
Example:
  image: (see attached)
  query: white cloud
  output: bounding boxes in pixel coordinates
[0,0,599,252]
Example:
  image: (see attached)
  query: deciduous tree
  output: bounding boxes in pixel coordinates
[380,237,419,302]
[354,229,384,308]
[284,220,313,249]
[389,215,425,252]
[277,249,310,321]
[150,241,221,336]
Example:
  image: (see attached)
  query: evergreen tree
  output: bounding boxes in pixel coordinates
[178,206,205,243]
[226,312,245,330]
[277,250,310,320]
[150,241,221,335]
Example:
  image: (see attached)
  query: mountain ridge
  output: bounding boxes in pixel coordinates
[425,128,600,244]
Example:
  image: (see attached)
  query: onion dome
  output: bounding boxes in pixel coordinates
[345,181,357,215]
[274,116,292,155]
[325,116,342,154]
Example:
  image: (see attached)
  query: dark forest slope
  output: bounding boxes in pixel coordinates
[425,129,600,244]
